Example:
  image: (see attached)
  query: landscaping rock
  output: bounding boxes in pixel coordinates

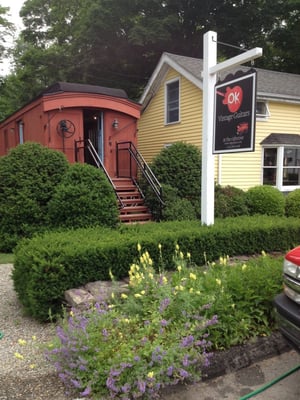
[64,280,130,308]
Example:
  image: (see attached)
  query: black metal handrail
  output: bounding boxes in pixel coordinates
[116,141,164,206]
[75,139,124,207]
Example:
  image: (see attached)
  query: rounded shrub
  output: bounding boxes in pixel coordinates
[0,142,69,251]
[285,189,300,217]
[146,142,201,219]
[47,163,119,229]
[215,185,249,218]
[246,185,285,216]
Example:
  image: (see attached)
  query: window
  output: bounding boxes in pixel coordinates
[256,101,270,119]
[165,79,179,124]
[263,146,300,190]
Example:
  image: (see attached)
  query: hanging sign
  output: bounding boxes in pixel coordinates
[213,69,257,154]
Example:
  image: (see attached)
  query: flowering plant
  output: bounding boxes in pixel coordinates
[46,244,217,399]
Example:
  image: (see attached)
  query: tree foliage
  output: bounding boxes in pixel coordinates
[0,0,299,119]
[0,5,13,64]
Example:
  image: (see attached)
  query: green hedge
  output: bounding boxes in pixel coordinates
[13,216,300,321]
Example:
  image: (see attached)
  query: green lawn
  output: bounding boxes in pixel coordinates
[0,253,14,264]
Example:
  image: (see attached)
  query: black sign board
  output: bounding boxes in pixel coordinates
[213,70,257,154]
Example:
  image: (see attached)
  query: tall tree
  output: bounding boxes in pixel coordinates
[1,0,299,120]
[0,5,13,67]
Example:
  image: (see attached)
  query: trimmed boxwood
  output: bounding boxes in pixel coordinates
[246,185,285,216]
[13,215,300,321]
[0,142,69,251]
[285,189,300,218]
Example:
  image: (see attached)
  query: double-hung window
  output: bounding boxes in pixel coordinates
[165,79,179,124]
[262,134,300,191]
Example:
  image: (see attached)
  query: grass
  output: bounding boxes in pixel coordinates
[0,253,14,264]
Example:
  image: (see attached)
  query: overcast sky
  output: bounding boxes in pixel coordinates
[1,0,25,75]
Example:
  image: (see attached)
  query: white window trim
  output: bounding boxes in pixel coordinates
[164,77,180,125]
[262,145,300,192]
[256,100,270,121]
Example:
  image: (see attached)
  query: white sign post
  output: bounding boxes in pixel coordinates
[201,31,262,225]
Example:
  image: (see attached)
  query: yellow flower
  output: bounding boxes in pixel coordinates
[147,371,154,378]
[179,285,184,291]
[29,364,36,369]
[14,352,24,360]
[261,250,267,257]
[231,304,236,309]
[123,318,130,323]
[162,276,168,284]
[187,252,191,259]
[177,265,182,272]
[134,293,142,298]
[158,243,162,250]
[189,288,194,293]
[111,292,115,299]
[140,290,146,295]
[180,251,184,259]
[148,258,153,266]
[216,278,222,286]
[137,243,141,252]
[242,264,247,271]
[121,293,128,299]
[109,269,114,281]
[175,244,180,251]
[189,272,197,280]
[196,290,201,295]
[18,339,27,346]
[148,272,154,279]
[32,335,37,341]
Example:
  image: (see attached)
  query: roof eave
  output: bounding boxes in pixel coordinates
[140,52,203,110]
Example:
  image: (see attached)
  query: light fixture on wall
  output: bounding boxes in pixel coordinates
[112,119,119,129]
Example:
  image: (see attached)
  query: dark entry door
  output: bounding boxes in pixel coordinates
[83,110,104,164]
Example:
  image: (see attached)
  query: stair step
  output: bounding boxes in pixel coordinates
[115,185,137,192]
[119,198,144,206]
[118,191,141,199]
[119,213,152,222]
[120,206,149,214]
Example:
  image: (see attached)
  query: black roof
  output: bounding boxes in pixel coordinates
[42,82,128,99]
[261,133,300,146]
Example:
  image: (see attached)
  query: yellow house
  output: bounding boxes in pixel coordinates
[138,52,300,192]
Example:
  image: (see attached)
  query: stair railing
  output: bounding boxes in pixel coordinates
[116,141,164,209]
[75,139,124,208]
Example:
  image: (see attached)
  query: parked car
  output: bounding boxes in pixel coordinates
[274,246,300,352]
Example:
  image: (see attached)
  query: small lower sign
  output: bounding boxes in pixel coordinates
[213,69,257,154]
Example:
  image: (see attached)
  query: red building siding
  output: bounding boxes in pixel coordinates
[0,82,141,178]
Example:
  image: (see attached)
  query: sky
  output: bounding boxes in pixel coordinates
[1,0,25,75]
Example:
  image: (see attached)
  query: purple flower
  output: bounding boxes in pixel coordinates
[106,376,118,393]
[182,354,190,367]
[80,386,91,397]
[70,379,81,388]
[159,297,170,313]
[121,383,131,393]
[137,380,146,393]
[102,328,108,337]
[180,335,194,348]
[160,319,168,327]
[179,368,189,379]
[167,366,174,376]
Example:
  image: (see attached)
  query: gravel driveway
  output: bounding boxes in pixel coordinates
[0,264,72,400]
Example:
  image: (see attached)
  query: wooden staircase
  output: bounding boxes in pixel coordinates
[112,178,152,223]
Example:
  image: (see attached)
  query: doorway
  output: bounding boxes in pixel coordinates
[83,109,104,165]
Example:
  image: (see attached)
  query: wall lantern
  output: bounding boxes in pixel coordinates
[112,119,119,129]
